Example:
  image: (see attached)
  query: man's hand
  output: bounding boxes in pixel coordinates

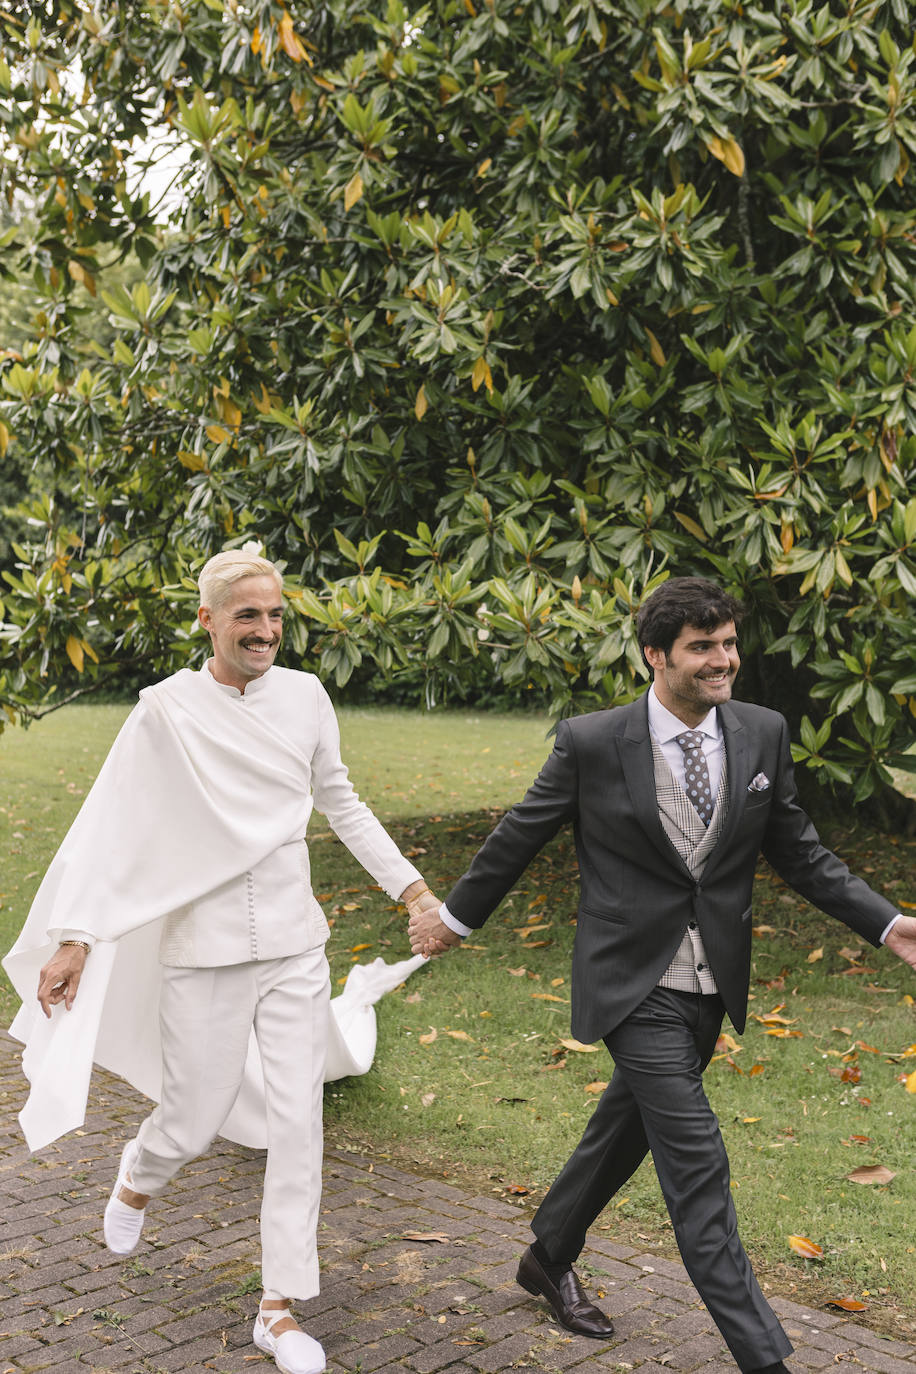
[408,905,463,958]
[884,914,916,972]
[37,944,88,1017]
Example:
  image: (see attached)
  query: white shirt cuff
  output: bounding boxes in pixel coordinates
[880,913,903,944]
[439,904,472,938]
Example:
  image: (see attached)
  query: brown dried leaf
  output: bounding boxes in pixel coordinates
[845,1165,896,1185]
[557,1038,600,1053]
[825,1298,868,1312]
[585,1080,609,1094]
[419,1028,438,1046]
[403,1231,450,1243]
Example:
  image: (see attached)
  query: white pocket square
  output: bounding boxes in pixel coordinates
[747,772,770,793]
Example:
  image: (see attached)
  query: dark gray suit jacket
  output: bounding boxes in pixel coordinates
[446,695,897,1041]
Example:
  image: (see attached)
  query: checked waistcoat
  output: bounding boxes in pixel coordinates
[651,738,729,995]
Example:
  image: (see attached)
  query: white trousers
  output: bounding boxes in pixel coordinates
[128,949,330,1299]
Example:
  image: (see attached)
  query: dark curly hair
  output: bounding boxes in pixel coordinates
[636,578,744,667]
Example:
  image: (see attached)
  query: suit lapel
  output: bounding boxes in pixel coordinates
[619,695,694,880]
[700,700,750,880]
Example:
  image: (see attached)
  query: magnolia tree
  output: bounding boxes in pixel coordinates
[0,0,915,819]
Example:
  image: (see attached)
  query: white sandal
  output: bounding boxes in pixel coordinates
[253,1304,326,1374]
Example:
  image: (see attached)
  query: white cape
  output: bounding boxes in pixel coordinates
[6,946,426,1151]
[2,669,427,1152]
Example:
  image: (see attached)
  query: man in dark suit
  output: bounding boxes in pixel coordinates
[408,577,916,1374]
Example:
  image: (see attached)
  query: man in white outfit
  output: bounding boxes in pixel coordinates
[25,549,439,1374]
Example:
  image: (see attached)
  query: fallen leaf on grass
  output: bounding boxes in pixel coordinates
[403,1231,450,1243]
[515,923,552,936]
[788,1235,823,1260]
[905,1070,916,1094]
[507,966,527,976]
[842,1135,872,1146]
[557,1038,599,1053]
[825,1298,868,1312]
[828,1064,861,1083]
[765,1029,804,1038]
[838,946,863,961]
[532,993,569,1003]
[446,1029,474,1042]
[716,1032,742,1053]
[585,1080,609,1094]
[845,1165,896,1185]
[419,1028,438,1045]
[421,1093,436,1107]
[506,1184,530,1195]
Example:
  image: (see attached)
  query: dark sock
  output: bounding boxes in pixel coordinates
[530,1239,571,1279]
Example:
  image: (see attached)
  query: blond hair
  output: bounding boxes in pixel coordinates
[198,549,283,611]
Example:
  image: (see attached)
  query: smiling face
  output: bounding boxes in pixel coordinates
[198,573,284,692]
[644,619,740,727]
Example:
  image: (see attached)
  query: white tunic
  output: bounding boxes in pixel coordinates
[2,663,425,1152]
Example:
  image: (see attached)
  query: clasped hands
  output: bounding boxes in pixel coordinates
[403,885,462,959]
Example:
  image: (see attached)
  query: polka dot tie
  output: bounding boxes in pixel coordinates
[676,730,713,826]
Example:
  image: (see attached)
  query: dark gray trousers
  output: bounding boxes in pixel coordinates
[531,986,792,1371]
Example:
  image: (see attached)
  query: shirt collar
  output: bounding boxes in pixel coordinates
[203,659,273,698]
[647,685,720,744]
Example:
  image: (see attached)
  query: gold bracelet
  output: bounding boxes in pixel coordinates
[59,939,90,953]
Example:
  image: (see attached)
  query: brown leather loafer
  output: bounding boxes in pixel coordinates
[516,1246,615,1338]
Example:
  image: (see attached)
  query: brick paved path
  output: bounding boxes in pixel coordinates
[1,1031,913,1374]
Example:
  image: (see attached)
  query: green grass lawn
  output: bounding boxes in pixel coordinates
[2,702,915,1340]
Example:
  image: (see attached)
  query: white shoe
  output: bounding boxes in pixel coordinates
[103,1139,146,1255]
[253,1306,326,1374]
